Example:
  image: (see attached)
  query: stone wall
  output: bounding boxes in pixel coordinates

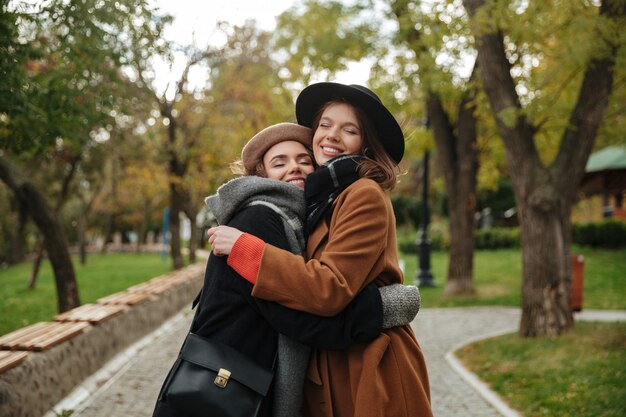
[0,263,204,417]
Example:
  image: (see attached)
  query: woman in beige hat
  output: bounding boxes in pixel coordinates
[153,122,420,417]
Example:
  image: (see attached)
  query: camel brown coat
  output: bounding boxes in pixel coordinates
[252,178,433,417]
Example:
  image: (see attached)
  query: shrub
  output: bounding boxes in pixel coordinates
[397,220,626,252]
[397,229,448,253]
[397,227,522,253]
[391,196,423,227]
[475,227,520,249]
[573,220,626,248]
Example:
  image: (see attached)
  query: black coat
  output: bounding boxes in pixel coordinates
[154,204,382,417]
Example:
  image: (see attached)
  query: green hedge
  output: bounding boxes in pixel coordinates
[397,231,448,253]
[475,228,520,249]
[397,220,626,253]
[397,228,520,253]
[391,196,423,227]
[573,220,626,248]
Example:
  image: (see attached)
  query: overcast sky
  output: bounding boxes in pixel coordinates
[152,0,370,95]
[156,0,296,43]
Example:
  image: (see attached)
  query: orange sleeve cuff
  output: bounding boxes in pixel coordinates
[227,233,266,284]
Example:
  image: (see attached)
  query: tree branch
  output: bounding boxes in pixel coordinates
[463,0,538,177]
[553,0,624,191]
[54,153,81,212]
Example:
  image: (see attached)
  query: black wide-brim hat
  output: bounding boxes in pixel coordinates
[295,82,405,164]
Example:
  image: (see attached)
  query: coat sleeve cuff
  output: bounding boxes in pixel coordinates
[227,233,266,284]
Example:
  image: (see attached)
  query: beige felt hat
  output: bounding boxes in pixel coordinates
[241,123,313,172]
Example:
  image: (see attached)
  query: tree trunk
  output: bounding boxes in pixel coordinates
[0,155,80,312]
[78,190,99,265]
[429,89,479,296]
[78,209,87,265]
[187,216,197,264]
[101,158,120,254]
[28,241,45,289]
[135,226,145,254]
[463,0,622,336]
[169,183,184,269]
[101,215,112,254]
[183,203,198,264]
[136,199,150,254]
[8,198,27,264]
[391,0,480,295]
[518,179,573,336]
[445,190,477,295]
[28,155,80,287]
[164,106,185,269]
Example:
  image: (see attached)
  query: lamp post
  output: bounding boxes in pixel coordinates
[416,150,435,287]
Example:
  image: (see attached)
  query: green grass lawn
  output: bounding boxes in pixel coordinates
[455,322,626,417]
[0,253,176,336]
[399,246,626,309]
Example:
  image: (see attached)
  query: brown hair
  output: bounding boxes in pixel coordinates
[230,159,266,177]
[312,100,400,190]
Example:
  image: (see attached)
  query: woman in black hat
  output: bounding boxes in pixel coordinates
[209,83,433,417]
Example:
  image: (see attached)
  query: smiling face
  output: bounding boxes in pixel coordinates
[262,140,314,188]
[312,102,364,165]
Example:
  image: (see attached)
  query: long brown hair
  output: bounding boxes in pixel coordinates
[312,100,400,190]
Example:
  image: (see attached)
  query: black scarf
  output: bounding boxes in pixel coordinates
[304,155,363,235]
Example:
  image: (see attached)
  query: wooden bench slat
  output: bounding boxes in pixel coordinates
[54,304,127,324]
[1,322,89,351]
[0,322,50,348]
[126,281,155,293]
[26,322,90,351]
[126,266,203,294]
[97,291,154,305]
[55,304,95,321]
[53,304,92,322]
[127,279,177,294]
[95,292,125,304]
[0,351,28,373]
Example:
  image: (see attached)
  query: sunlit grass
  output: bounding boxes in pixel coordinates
[399,247,626,309]
[456,322,626,417]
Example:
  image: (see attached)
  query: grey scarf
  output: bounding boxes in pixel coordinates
[205,175,309,417]
[206,176,306,254]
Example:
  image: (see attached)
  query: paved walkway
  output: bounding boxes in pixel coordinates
[49,307,626,417]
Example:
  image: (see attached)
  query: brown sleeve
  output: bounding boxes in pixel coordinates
[251,181,389,316]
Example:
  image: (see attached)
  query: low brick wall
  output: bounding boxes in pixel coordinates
[0,263,205,417]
